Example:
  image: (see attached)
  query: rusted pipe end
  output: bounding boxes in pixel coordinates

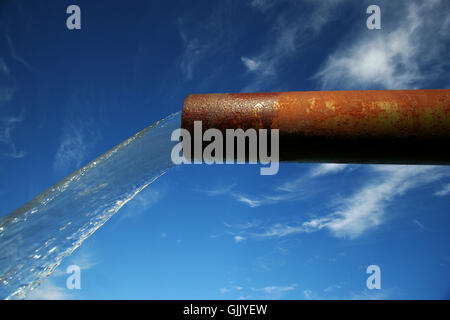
[181,89,450,164]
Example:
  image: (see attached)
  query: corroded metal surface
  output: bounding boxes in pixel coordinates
[181,89,450,164]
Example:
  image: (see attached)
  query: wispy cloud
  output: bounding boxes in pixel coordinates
[218,284,248,297]
[234,235,246,243]
[177,6,233,81]
[220,287,230,294]
[240,16,303,91]
[230,163,350,207]
[232,191,307,208]
[241,0,344,91]
[53,98,100,174]
[233,194,263,208]
[304,0,345,33]
[324,284,342,293]
[412,219,429,231]
[0,57,16,104]
[0,110,25,158]
[179,36,204,80]
[256,284,297,294]
[349,289,389,300]
[240,57,263,72]
[25,279,71,300]
[0,86,16,104]
[51,248,98,279]
[314,1,450,90]
[200,178,310,208]
[199,183,236,196]
[248,0,277,12]
[278,164,353,193]
[303,289,313,300]
[70,250,98,271]
[434,183,450,196]
[309,164,349,177]
[250,283,297,299]
[308,165,449,238]
[304,287,389,300]
[228,165,450,239]
[120,183,167,220]
[219,281,297,299]
[53,123,96,173]
[29,248,98,300]
[251,223,304,238]
[5,34,35,72]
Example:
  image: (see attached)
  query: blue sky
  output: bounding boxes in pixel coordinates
[1,0,450,299]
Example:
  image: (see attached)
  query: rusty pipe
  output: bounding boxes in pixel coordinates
[181,89,450,164]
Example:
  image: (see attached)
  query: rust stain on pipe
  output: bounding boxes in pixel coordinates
[181,89,450,164]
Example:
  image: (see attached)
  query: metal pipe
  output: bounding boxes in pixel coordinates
[181,89,450,164]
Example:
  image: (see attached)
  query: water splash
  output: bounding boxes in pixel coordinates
[0,112,181,299]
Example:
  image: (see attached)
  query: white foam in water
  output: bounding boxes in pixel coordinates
[0,112,181,299]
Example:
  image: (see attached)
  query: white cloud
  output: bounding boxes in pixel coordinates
[232,191,307,208]
[323,165,448,238]
[258,284,297,294]
[253,223,303,238]
[0,110,25,158]
[231,164,347,206]
[241,57,262,72]
[120,183,167,220]
[349,289,388,300]
[220,287,230,294]
[179,38,205,80]
[257,164,351,197]
[177,7,231,81]
[412,219,428,231]
[248,0,276,12]
[241,0,344,91]
[303,289,312,300]
[26,279,71,300]
[305,288,389,300]
[234,235,246,243]
[251,283,298,298]
[0,58,16,103]
[314,1,450,90]
[276,176,307,193]
[0,57,10,76]
[0,86,15,104]
[32,249,97,299]
[5,34,34,71]
[305,0,345,33]
[302,165,448,239]
[309,164,349,177]
[240,17,302,91]
[221,283,296,299]
[219,285,246,296]
[225,221,260,230]
[65,249,98,272]
[231,165,450,240]
[233,194,263,208]
[324,284,341,293]
[53,125,90,172]
[200,183,236,196]
[434,183,450,196]
[53,101,100,174]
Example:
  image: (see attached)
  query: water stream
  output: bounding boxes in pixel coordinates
[0,112,180,299]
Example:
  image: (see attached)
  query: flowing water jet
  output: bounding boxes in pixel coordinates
[0,112,181,299]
